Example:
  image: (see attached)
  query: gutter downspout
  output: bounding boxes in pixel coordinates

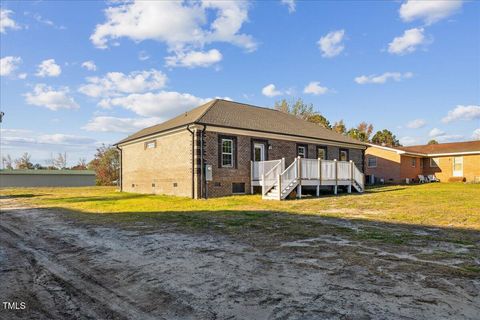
[186,125,195,199]
[200,125,206,199]
[115,145,122,191]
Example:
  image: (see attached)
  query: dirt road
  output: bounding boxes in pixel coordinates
[1,198,479,319]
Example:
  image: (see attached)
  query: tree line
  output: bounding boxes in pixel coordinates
[274,98,401,147]
[2,145,119,186]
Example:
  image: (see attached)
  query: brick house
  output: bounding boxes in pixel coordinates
[115,99,367,199]
[365,141,480,183]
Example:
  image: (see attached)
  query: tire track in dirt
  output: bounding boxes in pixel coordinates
[0,222,163,320]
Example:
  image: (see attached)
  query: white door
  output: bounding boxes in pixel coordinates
[254,143,266,161]
[453,157,463,177]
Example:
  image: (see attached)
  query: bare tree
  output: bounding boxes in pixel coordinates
[53,152,67,169]
[71,158,88,170]
[14,153,34,169]
[2,154,14,169]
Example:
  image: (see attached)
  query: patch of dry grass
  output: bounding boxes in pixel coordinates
[1,183,479,230]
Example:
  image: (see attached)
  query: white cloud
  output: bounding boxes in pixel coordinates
[428,127,463,142]
[388,28,426,55]
[442,105,480,123]
[281,0,296,13]
[0,129,101,167]
[436,134,464,142]
[79,69,167,98]
[399,136,419,146]
[317,30,345,58]
[1,129,95,146]
[18,73,27,79]
[81,60,97,71]
[101,91,209,118]
[262,84,282,97]
[25,84,79,111]
[1,9,20,33]
[303,82,328,95]
[31,13,66,30]
[406,119,426,129]
[355,72,413,84]
[36,59,62,77]
[37,134,96,145]
[83,116,160,133]
[473,129,480,140]
[165,49,222,68]
[399,0,463,25]
[90,1,256,53]
[429,128,445,138]
[0,56,22,76]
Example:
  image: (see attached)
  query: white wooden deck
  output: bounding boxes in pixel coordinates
[251,157,364,200]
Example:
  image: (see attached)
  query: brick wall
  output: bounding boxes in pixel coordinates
[399,155,423,182]
[422,154,480,182]
[365,147,401,183]
[202,130,365,197]
[121,130,193,197]
[463,155,480,182]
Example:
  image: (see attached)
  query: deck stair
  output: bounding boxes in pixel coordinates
[253,157,364,200]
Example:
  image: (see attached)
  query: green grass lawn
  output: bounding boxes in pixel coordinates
[1,183,479,230]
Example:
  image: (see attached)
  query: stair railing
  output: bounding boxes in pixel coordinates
[278,158,299,199]
[262,160,283,196]
[353,164,365,192]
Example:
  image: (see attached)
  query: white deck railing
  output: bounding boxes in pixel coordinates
[251,159,283,181]
[353,164,364,190]
[300,158,318,179]
[262,160,283,195]
[278,158,299,199]
[321,160,336,181]
[254,157,365,199]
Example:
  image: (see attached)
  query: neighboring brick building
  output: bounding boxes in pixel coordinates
[116,99,367,198]
[365,141,480,183]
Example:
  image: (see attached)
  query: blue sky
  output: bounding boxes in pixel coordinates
[1,0,479,166]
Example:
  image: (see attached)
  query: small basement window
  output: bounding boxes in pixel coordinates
[145,140,156,149]
[367,157,377,168]
[232,182,245,194]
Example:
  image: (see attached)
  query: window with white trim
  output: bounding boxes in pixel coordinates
[221,138,234,167]
[144,140,156,149]
[411,158,416,167]
[297,145,307,158]
[367,157,377,168]
[430,158,439,168]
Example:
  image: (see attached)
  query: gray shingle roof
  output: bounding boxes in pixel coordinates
[116,99,366,147]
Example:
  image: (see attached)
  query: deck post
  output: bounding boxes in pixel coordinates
[261,173,265,196]
[250,161,254,194]
[281,157,285,171]
[348,160,353,193]
[297,156,302,199]
[334,159,338,195]
[278,174,282,200]
[317,158,321,197]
